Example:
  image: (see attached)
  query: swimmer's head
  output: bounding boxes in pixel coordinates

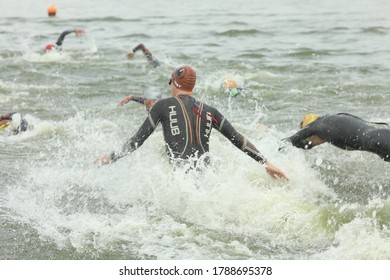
[222,79,239,97]
[48,5,57,17]
[0,113,13,132]
[44,43,55,52]
[0,113,28,134]
[300,114,319,128]
[223,79,237,89]
[144,86,161,100]
[169,66,196,92]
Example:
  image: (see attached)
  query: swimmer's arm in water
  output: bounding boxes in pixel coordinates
[55,29,85,47]
[242,138,289,180]
[214,113,288,180]
[127,44,146,59]
[285,126,316,149]
[127,44,160,67]
[133,44,148,54]
[95,109,159,166]
[117,95,147,106]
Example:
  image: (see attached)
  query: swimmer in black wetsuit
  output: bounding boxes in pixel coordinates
[96,66,288,180]
[44,29,85,52]
[0,112,28,135]
[118,87,161,111]
[283,113,390,162]
[127,43,160,68]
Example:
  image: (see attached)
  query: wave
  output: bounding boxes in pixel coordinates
[215,29,267,37]
[4,111,387,259]
[114,34,152,40]
[68,16,139,23]
[285,47,333,58]
[360,26,388,35]
[238,53,266,59]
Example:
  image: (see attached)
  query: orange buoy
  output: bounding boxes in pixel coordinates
[48,5,57,17]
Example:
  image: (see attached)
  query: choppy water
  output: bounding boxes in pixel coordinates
[1,0,390,259]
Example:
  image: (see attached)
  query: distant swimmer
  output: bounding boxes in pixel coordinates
[96,65,288,180]
[126,43,160,68]
[44,29,85,53]
[222,79,244,97]
[283,113,390,162]
[118,87,161,111]
[0,112,29,135]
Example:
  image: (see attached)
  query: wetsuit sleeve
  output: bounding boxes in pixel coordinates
[132,44,160,67]
[132,44,145,53]
[286,127,316,149]
[211,109,267,164]
[55,30,75,47]
[110,115,157,162]
[110,101,163,162]
[220,119,267,164]
[145,53,160,67]
[130,96,146,105]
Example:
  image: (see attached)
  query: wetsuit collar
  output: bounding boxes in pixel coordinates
[173,91,192,97]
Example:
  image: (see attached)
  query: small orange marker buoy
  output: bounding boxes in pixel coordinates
[48,5,57,17]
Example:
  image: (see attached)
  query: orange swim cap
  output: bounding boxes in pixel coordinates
[300,114,319,128]
[169,66,196,92]
[48,5,57,17]
[223,79,237,89]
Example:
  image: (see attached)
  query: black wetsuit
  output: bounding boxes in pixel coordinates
[286,113,390,161]
[53,30,75,50]
[129,96,147,105]
[111,95,267,164]
[133,44,160,68]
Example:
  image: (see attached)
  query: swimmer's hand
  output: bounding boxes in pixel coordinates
[126,51,135,59]
[94,154,112,166]
[118,95,133,106]
[278,138,291,152]
[74,29,85,36]
[278,143,287,152]
[264,162,289,180]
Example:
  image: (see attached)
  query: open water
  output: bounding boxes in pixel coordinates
[1,0,390,259]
